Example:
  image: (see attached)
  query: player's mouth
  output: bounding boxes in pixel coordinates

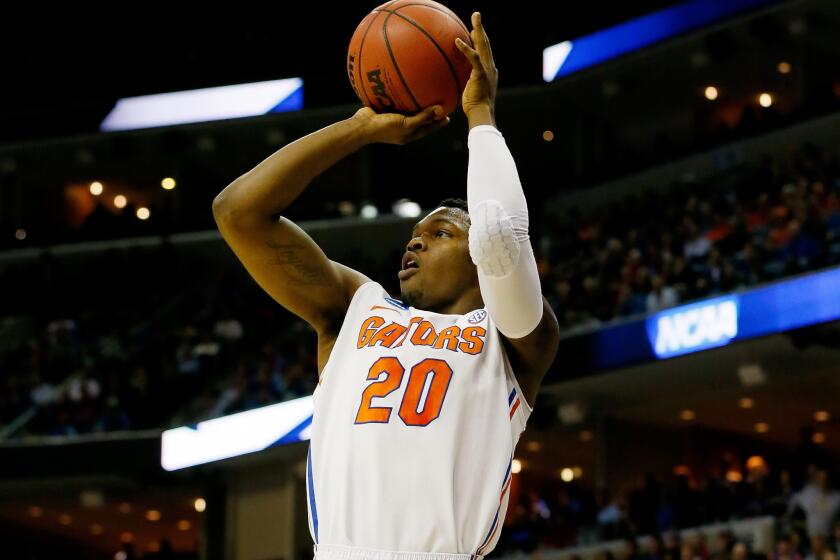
[398,253,420,281]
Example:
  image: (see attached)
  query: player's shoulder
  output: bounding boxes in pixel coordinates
[345,280,395,313]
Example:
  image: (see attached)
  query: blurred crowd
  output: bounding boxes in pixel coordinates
[543,142,840,331]
[0,244,298,435]
[496,448,840,560]
[2,142,840,435]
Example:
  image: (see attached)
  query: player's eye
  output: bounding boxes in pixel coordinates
[436,230,450,238]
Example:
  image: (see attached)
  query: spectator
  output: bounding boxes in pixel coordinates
[769,534,802,560]
[663,529,682,560]
[732,542,752,560]
[788,468,840,538]
[647,534,666,560]
[646,274,679,312]
[597,549,617,560]
[806,534,829,560]
[833,521,840,558]
[622,539,643,560]
[712,530,735,560]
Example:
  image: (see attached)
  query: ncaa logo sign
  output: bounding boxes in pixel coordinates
[646,296,739,359]
[468,310,487,324]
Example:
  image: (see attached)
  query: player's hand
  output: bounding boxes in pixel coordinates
[455,12,497,128]
[352,106,450,145]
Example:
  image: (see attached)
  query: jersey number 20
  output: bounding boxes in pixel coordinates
[355,357,453,427]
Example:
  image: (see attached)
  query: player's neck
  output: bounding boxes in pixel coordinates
[427,288,484,316]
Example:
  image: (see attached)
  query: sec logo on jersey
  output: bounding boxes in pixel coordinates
[467,309,487,324]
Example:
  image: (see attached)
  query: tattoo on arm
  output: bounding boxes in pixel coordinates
[265,241,327,285]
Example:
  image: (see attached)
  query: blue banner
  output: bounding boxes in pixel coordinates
[557,266,840,375]
[543,0,780,81]
[102,78,304,132]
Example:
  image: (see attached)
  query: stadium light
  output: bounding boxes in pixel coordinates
[161,177,177,190]
[393,199,421,218]
[746,455,766,471]
[511,459,523,474]
[758,93,773,107]
[15,229,26,241]
[704,86,719,100]
[114,195,127,209]
[136,207,151,220]
[525,441,541,452]
[560,468,574,482]
[754,422,770,433]
[680,409,696,421]
[814,410,830,422]
[738,397,754,409]
[542,130,555,142]
[360,204,379,219]
[726,470,743,482]
[813,432,826,444]
[194,498,206,513]
[777,61,791,74]
[90,181,104,195]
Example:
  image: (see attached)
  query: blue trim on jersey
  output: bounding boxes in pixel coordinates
[502,456,513,482]
[477,456,513,553]
[383,297,409,310]
[479,506,501,550]
[508,388,517,405]
[307,447,319,543]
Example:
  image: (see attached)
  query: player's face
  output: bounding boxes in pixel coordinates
[399,207,477,311]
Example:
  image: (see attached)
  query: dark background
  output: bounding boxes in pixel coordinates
[0,1,683,144]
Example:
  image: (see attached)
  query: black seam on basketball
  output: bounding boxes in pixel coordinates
[392,3,470,37]
[356,12,381,110]
[382,12,421,113]
[377,7,463,102]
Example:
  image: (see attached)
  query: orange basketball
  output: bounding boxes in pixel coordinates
[347,0,473,116]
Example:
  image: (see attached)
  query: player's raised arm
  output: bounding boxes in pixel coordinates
[212,106,449,336]
[456,12,560,405]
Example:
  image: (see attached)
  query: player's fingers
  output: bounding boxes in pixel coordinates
[471,12,495,66]
[354,107,376,119]
[404,105,443,129]
[407,116,450,142]
[455,38,482,70]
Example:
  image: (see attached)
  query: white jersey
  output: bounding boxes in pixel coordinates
[306,281,532,560]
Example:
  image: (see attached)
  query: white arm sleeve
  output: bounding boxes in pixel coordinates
[467,125,544,339]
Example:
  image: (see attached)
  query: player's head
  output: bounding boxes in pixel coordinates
[399,198,479,311]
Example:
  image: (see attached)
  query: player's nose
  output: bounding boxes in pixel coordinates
[406,236,426,251]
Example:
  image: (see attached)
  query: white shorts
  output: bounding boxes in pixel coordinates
[314,544,485,560]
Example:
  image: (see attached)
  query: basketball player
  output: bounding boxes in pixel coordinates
[212,12,559,560]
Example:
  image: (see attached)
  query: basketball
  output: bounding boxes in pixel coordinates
[347,0,473,116]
